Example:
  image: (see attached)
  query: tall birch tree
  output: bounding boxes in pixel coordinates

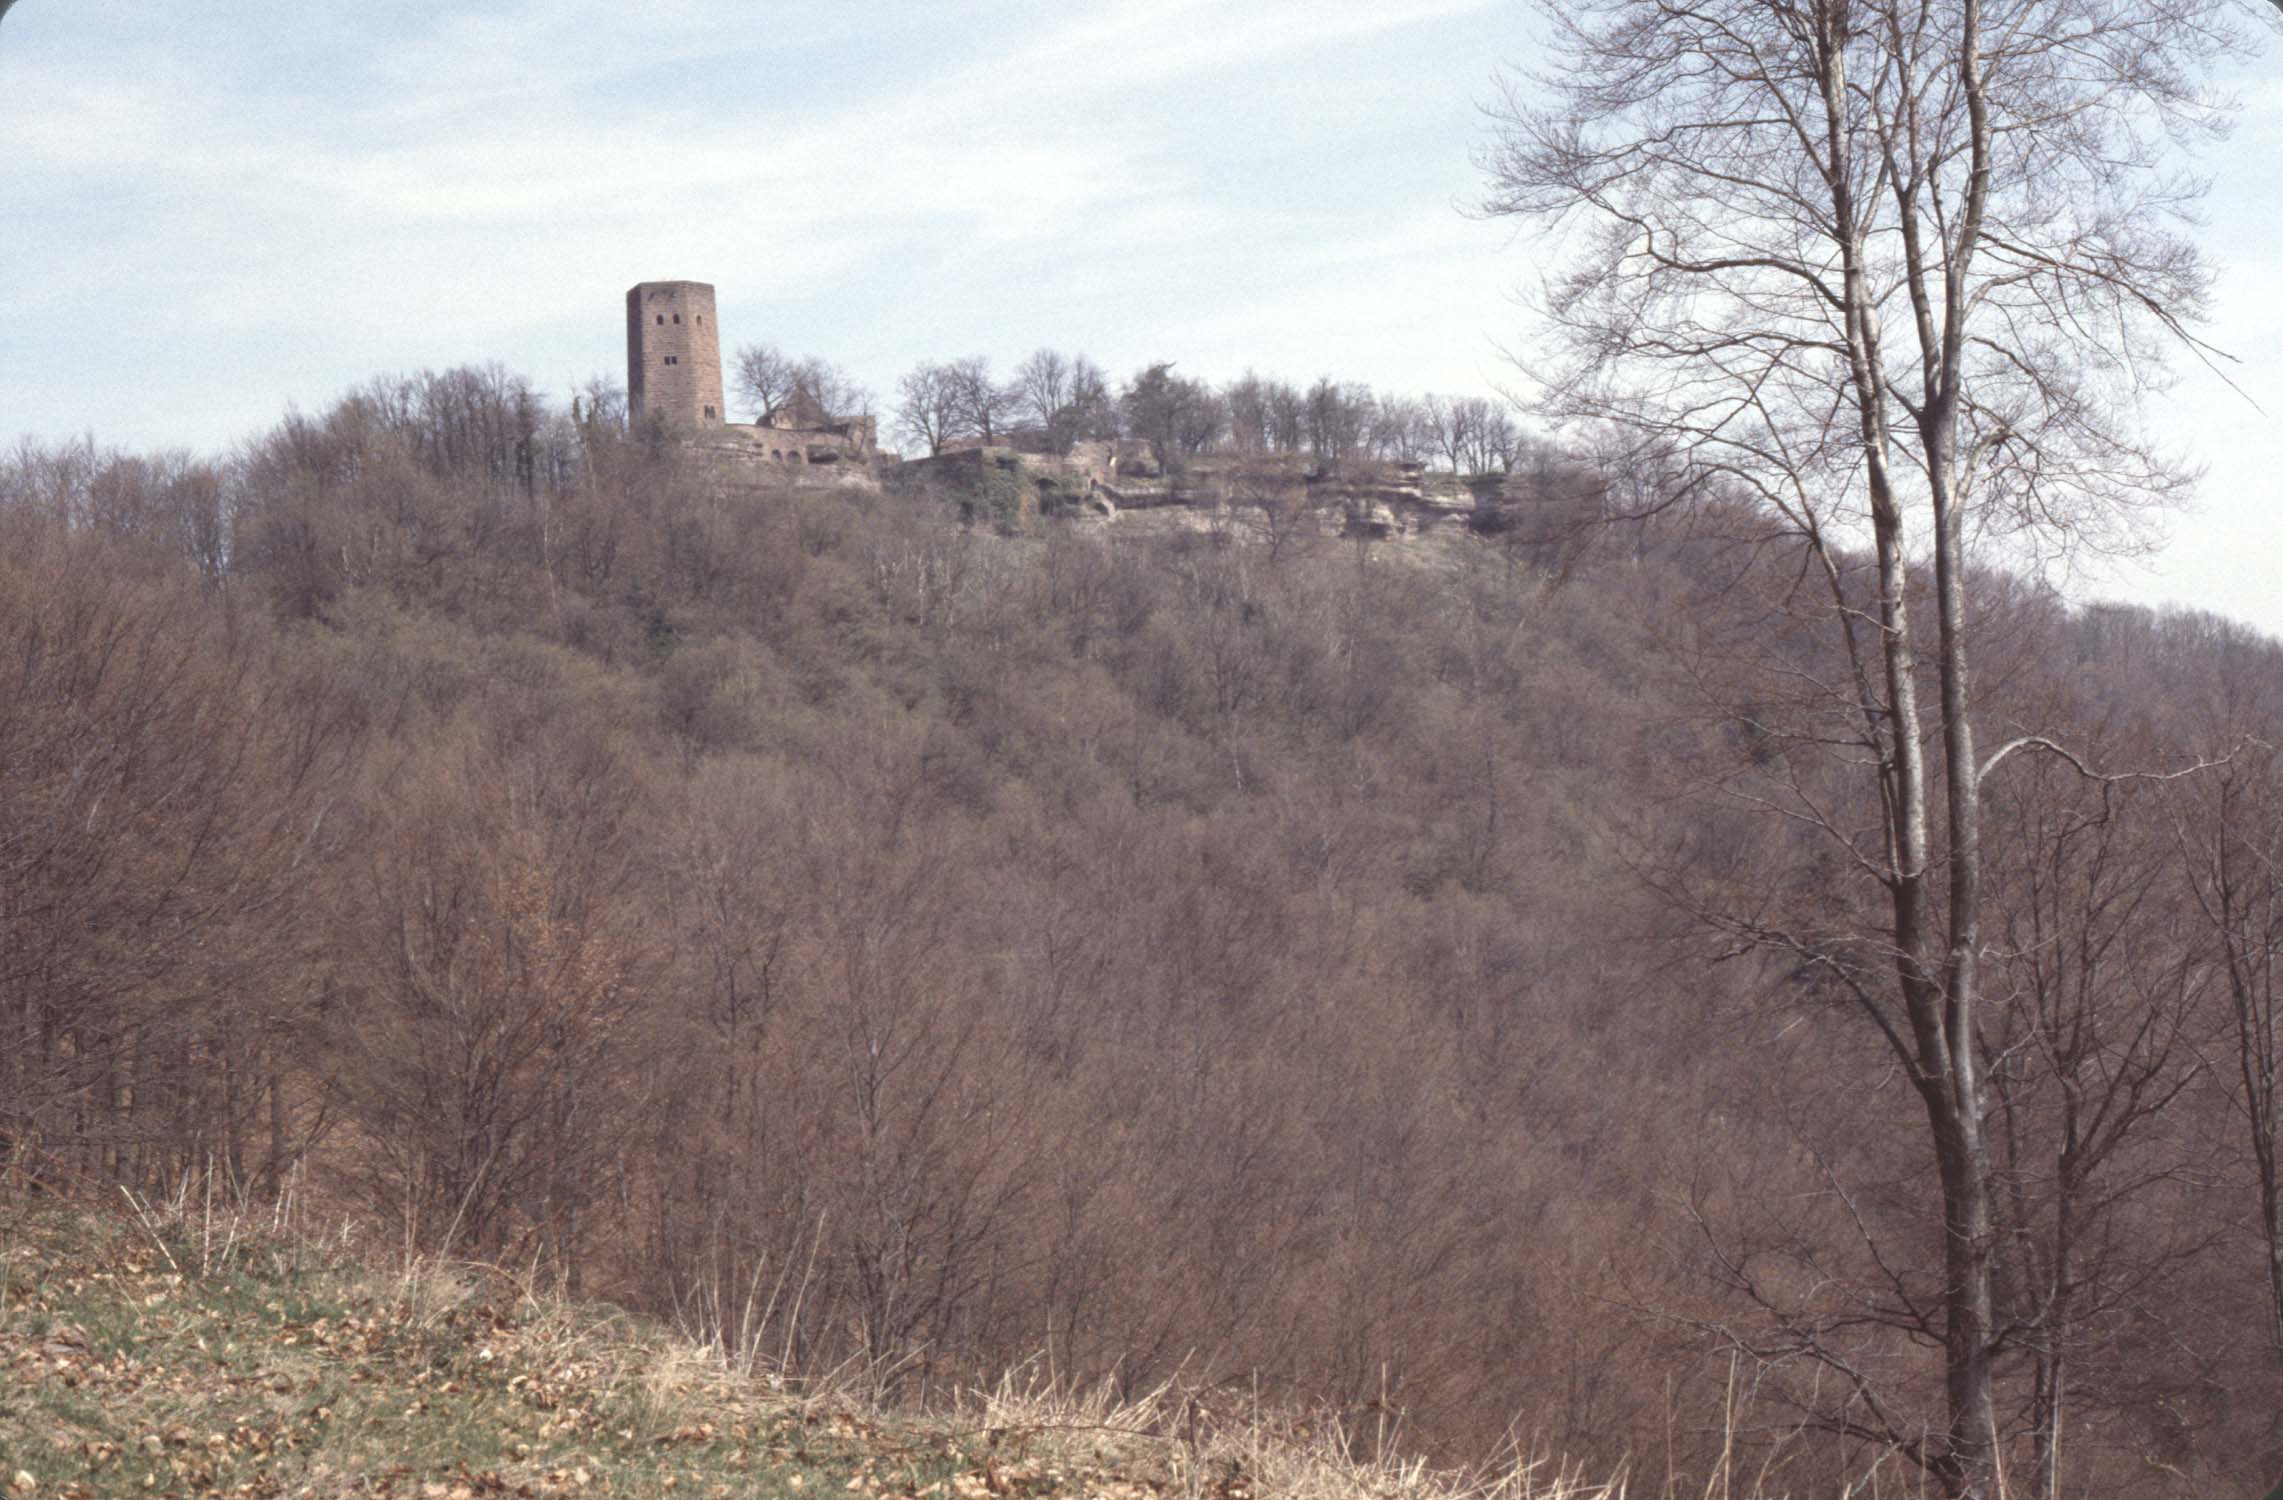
[1482,0,2261,1494]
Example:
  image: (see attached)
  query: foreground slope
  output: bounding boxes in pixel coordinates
[0,1204,1620,1500]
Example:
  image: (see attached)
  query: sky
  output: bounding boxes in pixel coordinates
[1,1,2278,635]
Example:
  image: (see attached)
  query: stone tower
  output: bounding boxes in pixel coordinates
[625,281,726,429]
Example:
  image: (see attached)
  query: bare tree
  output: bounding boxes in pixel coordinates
[1066,356,1119,443]
[2180,742,2283,1356]
[1010,349,1075,452]
[797,358,871,421]
[1223,373,1273,453]
[0,510,339,1198]
[1483,0,2257,1493]
[1121,364,1226,470]
[1303,378,1369,466]
[340,727,652,1286]
[943,356,1014,445]
[893,362,969,456]
[735,345,870,425]
[1422,395,1462,473]
[1264,379,1306,454]
[1370,394,1430,464]
[1980,751,2217,1499]
[732,345,800,424]
[1480,404,1520,474]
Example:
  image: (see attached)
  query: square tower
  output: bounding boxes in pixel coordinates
[626,281,726,430]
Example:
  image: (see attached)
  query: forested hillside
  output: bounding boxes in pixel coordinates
[5,376,2283,1497]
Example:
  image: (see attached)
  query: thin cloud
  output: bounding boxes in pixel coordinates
[1005,0,1501,81]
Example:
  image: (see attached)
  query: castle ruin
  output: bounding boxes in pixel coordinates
[625,279,878,472]
[617,281,1520,535]
[625,281,725,429]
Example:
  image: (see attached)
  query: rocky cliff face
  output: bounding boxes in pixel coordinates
[892,445,1541,542]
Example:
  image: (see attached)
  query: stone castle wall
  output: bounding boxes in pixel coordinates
[697,421,882,477]
[625,281,726,430]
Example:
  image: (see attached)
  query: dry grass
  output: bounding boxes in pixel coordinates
[0,1194,1861,1500]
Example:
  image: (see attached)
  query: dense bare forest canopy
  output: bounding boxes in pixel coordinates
[4,336,2282,1496]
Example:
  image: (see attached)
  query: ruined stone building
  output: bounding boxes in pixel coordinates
[625,281,725,428]
[748,392,878,468]
[624,279,877,472]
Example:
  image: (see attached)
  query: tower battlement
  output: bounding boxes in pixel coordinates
[625,281,725,430]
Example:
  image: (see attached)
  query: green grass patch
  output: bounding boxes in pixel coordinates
[0,1204,967,1499]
